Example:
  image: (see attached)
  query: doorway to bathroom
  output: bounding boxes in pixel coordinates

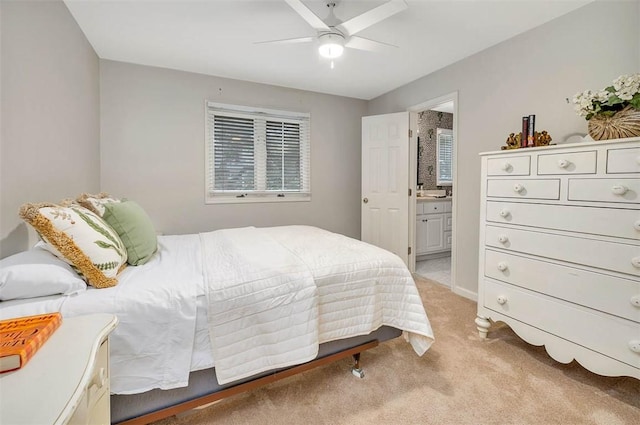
[409,93,457,290]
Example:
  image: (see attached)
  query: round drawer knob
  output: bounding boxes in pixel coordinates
[496,295,507,305]
[611,185,628,196]
[499,209,510,218]
[557,159,570,168]
[634,220,640,231]
[498,234,509,244]
[501,162,512,172]
[629,341,640,354]
[630,295,640,308]
[631,257,640,269]
[513,183,524,193]
[497,262,508,272]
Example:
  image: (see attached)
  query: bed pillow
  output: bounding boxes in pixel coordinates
[0,247,87,301]
[19,202,127,288]
[102,200,158,266]
[76,192,121,216]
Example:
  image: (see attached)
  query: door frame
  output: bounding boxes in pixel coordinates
[407,91,459,293]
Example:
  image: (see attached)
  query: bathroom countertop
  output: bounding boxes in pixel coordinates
[416,196,452,202]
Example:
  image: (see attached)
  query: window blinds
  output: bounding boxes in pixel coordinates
[206,102,310,201]
[212,115,255,191]
[437,129,453,185]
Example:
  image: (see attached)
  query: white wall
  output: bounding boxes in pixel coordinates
[368,0,640,298]
[100,60,367,238]
[0,0,100,257]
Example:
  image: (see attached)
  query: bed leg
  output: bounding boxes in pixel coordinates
[351,353,365,378]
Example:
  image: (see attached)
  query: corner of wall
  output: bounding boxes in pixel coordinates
[0,0,101,257]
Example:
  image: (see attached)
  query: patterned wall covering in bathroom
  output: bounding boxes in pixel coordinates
[417,110,453,190]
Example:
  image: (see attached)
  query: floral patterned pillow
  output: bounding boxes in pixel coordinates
[19,203,127,288]
[76,192,121,216]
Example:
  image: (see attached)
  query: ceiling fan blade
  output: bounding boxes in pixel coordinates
[337,0,407,36]
[285,0,330,32]
[345,36,398,52]
[254,36,315,45]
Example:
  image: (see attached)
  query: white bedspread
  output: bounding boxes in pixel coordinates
[200,227,319,385]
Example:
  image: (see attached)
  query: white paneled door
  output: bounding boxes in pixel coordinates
[361,112,410,266]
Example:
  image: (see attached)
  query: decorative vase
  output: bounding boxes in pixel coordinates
[588,105,640,140]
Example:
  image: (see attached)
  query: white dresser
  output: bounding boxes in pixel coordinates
[476,137,640,379]
[0,314,118,424]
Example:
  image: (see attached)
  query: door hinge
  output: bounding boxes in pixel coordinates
[409,129,413,138]
[408,247,412,255]
[408,188,412,197]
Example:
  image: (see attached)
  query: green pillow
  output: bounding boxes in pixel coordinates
[102,201,158,266]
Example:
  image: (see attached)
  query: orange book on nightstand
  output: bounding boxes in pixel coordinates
[0,312,62,373]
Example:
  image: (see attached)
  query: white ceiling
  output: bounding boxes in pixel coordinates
[64,0,592,100]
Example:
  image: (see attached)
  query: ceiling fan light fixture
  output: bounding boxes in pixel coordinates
[318,33,344,58]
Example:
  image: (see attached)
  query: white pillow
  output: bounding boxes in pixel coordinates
[0,248,87,301]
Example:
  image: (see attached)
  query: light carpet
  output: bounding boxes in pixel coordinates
[154,276,639,425]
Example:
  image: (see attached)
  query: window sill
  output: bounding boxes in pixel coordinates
[205,196,311,205]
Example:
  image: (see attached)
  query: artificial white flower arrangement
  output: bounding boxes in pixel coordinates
[572,73,640,120]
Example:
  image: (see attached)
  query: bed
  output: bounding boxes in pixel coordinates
[0,224,434,424]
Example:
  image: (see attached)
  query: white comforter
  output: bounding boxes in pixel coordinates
[201,225,433,384]
[201,227,319,385]
[262,226,433,355]
[0,226,434,393]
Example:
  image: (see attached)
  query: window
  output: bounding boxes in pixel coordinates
[205,102,311,203]
[436,128,453,186]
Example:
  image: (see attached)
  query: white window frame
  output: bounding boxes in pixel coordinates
[205,102,311,204]
[436,128,453,186]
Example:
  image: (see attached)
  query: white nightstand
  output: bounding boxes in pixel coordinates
[0,314,118,424]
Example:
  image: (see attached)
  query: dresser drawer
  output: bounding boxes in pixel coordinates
[486,201,640,240]
[69,340,110,425]
[87,340,109,410]
[537,150,596,175]
[485,225,640,277]
[484,249,640,322]
[487,179,560,200]
[487,156,530,176]
[483,279,640,369]
[607,147,640,174]
[568,178,639,203]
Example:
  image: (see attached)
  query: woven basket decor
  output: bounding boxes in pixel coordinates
[588,105,640,141]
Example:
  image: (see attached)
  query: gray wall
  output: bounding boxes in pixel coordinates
[100,60,367,238]
[0,0,100,257]
[369,0,640,298]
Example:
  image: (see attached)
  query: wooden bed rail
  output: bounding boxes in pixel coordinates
[115,340,379,425]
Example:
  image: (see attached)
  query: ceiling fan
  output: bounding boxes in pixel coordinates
[257,0,408,60]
